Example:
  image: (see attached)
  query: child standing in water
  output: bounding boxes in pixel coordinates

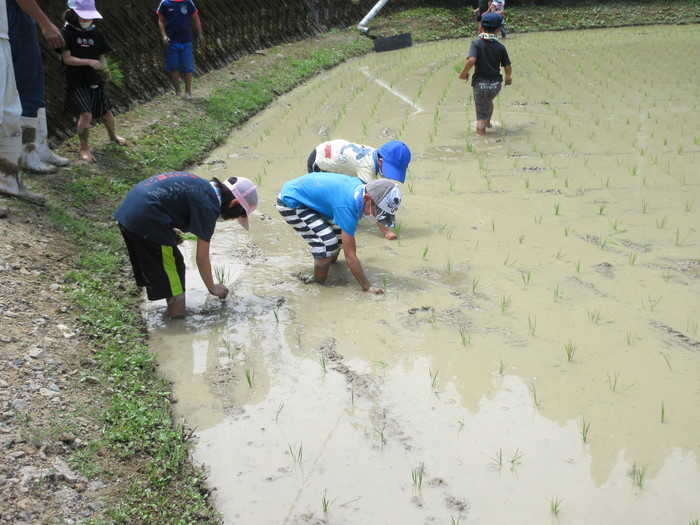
[458,12,512,135]
[59,0,126,162]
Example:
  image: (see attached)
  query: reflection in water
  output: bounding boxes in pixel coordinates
[146,26,700,524]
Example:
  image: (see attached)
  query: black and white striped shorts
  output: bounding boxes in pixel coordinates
[63,84,113,119]
[276,198,342,259]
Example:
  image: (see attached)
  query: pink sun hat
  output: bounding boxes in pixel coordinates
[67,0,103,20]
[223,177,259,230]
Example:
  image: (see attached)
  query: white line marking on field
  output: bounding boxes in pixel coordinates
[361,67,424,115]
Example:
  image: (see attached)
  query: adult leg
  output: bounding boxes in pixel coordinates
[169,70,181,95]
[183,72,193,99]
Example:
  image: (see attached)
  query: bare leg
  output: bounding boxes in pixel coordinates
[169,70,181,95]
[476,119,488,135]
[313,256,333,284]
[486,100,495,128]
[103,110,127,146]
[77,112,95,162]
[166,293,186,319]
[184,72,193,98]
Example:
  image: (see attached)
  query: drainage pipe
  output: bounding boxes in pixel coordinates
[357,0,390,33]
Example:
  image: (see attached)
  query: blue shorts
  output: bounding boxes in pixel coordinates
[164,41,194,74]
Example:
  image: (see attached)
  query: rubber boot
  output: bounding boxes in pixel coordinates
[0,136,46,204]
[19,116,57,174]
[36,108,69,167]
[166,293,186,319]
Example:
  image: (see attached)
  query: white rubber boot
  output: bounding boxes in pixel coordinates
[20,116,57,174]
[0,136,45,204]
[36,108,69,167]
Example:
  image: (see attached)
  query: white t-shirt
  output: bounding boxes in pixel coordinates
[313,139,379,184]
[0,0,9,40]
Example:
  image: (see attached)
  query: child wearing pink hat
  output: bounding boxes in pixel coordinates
[59,0,127,162]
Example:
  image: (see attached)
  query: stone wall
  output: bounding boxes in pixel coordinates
[39,0,378,141]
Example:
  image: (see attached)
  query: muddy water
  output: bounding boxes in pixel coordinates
[145,26,700,524]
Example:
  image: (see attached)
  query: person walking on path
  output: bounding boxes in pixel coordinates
[7,0,69,175]
[58,0,126,163]
[113,172,258,319]
[0,0,44,203]
[307,139,411,240]
[157,0,203,99]
[277,172,401,294]
[458,13,512,135]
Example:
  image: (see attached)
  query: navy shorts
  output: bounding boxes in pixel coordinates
[164,41,194,74]
[118,224,185,301]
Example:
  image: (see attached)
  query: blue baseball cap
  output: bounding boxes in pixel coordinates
[378,141,411,183]
[481,13,503,30]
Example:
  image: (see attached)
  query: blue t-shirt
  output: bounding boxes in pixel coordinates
[157,0,198,43]
[113,172,220,246]
[279,172,365,236]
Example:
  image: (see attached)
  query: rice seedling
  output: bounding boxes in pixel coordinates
[656,216,668,229]
[554,202,561,215]
[675,228,691,246]
[491,218,495,231]
[445,258,453,275]
[518,234,525,244]
[626,331,635,346]
[660,402,665,423]
[529,383,541,407]
[641,199,649,213]
[407,180,414,194]
[273,307,279,323]
[662,354,672,372]
[647,295,662,311]
[598,203,606,215]
[534,214,542,224]
[688,318,698,335]
[430,368,439,389]
[422,244,429,261]
[321,489,337,514]
[580,418,591,443]
[662,269,673,282]
[426,311,437,328]
[498,359,508,375]
[275,402,284,422]
[554,282,560,300]
[101,55,124,87]
[293,327,302,348]
[608,218,625,233]
[213,265,231,285]
[564,339,578,361]
[685,200,695,212]
[288,442,303,464]
[554,248,564,260]
[503,253,517,266]
[500,295,513,314]
[459,327,470,346]
[550,497,563,516]
[521,270,532,285]
[376,423,387,446]
[630,462,647,488]
[628,251,637,266]
[564,225,571,236]
[319,355,327,373]
[510,449,523,469]
[607,372,620,392]
[451,515,461,525]
[412,462,425,489]
[575,259,581,273]
[588,309,600,324]
[689,519,698,525]
[471,276,479,294]
[490,448,504,469]
[528,316,536,337]
[523,177,530,189]
[244,368,255,387]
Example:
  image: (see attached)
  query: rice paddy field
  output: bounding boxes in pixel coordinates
[145,25,699,524]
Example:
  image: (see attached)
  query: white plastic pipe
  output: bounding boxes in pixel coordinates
[357,0,390,33]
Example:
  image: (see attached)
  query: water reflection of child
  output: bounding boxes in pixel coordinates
[276,173,401,293]
[458,13,512,135]
[113,172,258,319]
[306,139,411,240]
[59,0,126,163]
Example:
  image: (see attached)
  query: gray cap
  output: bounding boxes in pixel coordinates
[366,179,402,228]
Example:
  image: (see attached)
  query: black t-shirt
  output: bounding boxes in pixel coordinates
[468,38,511,84]
[59,24,112,89]
[113,172,221,246]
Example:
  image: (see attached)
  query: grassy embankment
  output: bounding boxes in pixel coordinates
[36,3,697,523]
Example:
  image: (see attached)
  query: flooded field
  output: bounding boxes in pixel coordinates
[145,26,699,524]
